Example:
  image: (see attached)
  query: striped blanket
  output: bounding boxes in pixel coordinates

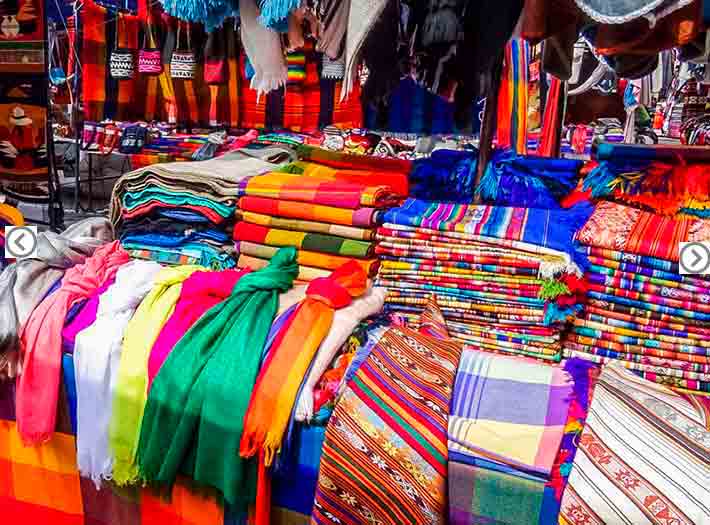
[448,349,573,524]
[237,173,401,209]
[312,317,461,524]
[236,241,379,276]
[235,211,375,240]
[237,196,380,227]
[560,365,710,524]
[383,200,593,273]
[233,222,373,258]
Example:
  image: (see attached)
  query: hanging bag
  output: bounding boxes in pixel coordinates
[204,30,226,84]
[170,22,196,80]
[49,28,68,85]
[110,13,135,79]
[138,17,162,75]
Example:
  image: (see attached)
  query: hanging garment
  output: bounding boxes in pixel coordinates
[239,0,288,95]
[109,265,202,486]
[0,217,113,359]
[312,298,462,525]
[146,267,251,387]
[61,278,115,354]
[294,287,386,422]
[16,241,129,445]
[137,248,298,508]
[74,260,162,488]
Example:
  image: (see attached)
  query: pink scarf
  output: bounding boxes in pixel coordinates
[16,241,130,444]
[146,268,250,387]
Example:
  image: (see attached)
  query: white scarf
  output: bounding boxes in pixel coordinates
[294,286,385,422]
[74,260,162,488]
[239,0,288,96]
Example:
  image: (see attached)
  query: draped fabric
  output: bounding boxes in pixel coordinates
[74,260,162,488]
[241,261,367,467]
[312,319,462,525]
[109,265,202,486]
[147,268,250,387]
[137,248,298,508]
[16,241,129,445]
[0,218,113,361]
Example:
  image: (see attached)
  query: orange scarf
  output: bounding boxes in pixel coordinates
[240,260,367,522]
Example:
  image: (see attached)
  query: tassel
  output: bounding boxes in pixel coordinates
[538,280,570,300]
[257,0,303,29]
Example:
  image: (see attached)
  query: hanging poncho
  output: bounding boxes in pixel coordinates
[137,247,298,507]
[74,260,162,488]
[109,265,203,486]
[16,241,129,445]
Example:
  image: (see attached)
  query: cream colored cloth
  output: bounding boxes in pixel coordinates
[294,286,385,422]
[239,0,288,96]
[74,260,162,488]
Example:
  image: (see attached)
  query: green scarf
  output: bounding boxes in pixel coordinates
[136,247,298,506]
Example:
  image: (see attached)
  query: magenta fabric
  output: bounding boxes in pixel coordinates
[146,268,251,388]
[61,278,116,354]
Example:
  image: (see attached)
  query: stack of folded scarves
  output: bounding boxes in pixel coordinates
[233,145,409,281]
[375,198,593,361]
[566,200,710,392]
[110,146,288,269]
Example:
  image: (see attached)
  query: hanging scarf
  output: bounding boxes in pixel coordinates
[146,267,251,387]
[240,261,367,525]
[136,247,298,508]
[496,38,529,154]
[16,241,129,445]
[241,260,367,463]
[257,0,302,29]
[74,260,163,488]
[316,0,350,59]
[109,265,202,486]
[240,0,288,95]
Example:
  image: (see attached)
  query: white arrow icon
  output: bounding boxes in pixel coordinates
[679,242,710,275]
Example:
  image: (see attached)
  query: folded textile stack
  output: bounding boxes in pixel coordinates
[566,200,710,392]
[233,146,409,280]
[375,199,592,361]
[580,142,710,217]
[109,146,293,269]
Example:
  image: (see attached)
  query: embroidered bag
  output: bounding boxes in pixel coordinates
[170,22,196,80]
[110,14,134,80]
[138,18,162,75]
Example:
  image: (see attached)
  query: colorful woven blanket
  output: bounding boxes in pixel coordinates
[233,222,374,258]
[448,350,573,524]
[383,200,593,273]
[560,365,710,523]
[237,173,400,209]
[237,196,381,227]
[236,210,375,240]
[312,304,462,525]
[576,201,710,262]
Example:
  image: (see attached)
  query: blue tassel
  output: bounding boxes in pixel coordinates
[257,0,302,29]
